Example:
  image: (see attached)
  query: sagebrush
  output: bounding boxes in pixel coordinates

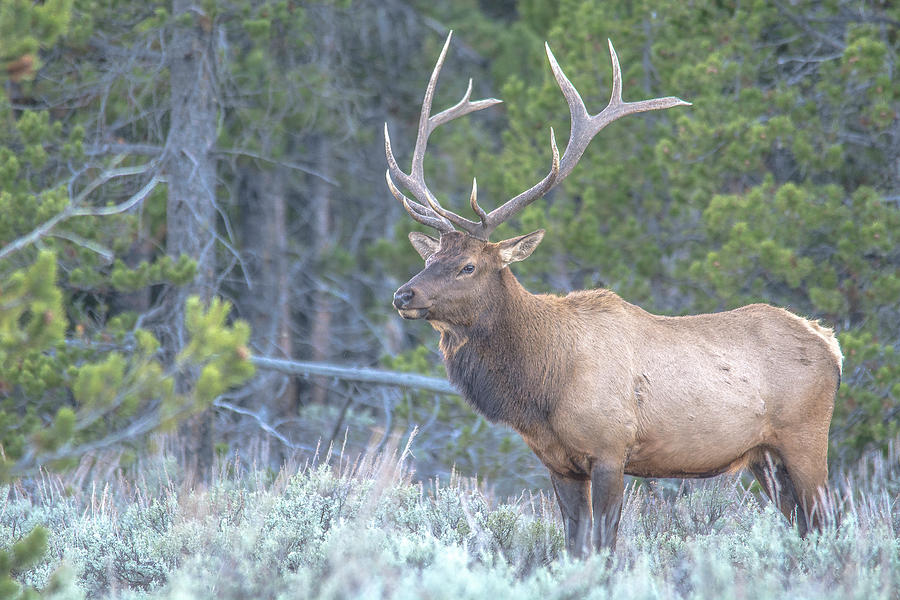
[4,438,898,599]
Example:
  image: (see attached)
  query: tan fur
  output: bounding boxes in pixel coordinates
[393,232,842,554]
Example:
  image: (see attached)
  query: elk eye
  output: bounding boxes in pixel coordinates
[459,264,475,275]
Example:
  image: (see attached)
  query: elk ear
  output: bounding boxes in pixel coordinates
[408,232,440,260]
[497,229,545,265]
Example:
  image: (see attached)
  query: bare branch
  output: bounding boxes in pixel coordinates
[250,355,457,395]
[85,142,163,157]
[0,170,164,261]
[215,148,339,185]
[72,157,148,204]
[73,173,165,217]
[11,404,179,478]
[48,230,115,262]
[213,398,312,450]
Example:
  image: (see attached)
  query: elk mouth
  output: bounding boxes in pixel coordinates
[397,306,431,320]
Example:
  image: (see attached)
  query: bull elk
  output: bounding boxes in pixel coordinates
[385,32,842,555]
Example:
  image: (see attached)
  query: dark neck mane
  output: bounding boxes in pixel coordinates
[437,268,564,432]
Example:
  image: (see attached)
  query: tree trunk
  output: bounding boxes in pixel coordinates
[273,174,296,415]
[309,138,333,405]
[238,166,296,421]
[166,0,218,478]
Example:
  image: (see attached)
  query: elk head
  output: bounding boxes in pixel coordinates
[387,32,689,325]
[392,229,545,324]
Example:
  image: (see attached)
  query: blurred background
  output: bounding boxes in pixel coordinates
[2,0,898,497]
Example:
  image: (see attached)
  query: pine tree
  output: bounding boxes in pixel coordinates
[1,4,254,594]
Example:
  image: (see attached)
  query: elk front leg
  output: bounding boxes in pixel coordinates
[550,472,591,558]
[591,459,625,551]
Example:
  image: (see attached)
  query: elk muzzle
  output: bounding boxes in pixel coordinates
[393,284,430,319]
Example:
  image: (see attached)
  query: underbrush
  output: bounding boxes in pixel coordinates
[3,437,898,599]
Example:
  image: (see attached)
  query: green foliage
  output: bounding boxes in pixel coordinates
[0,0,72,81]
[0,526,47,600]
[0,265,254,480]
[696,178,900,452]
[0,47,190,472]
[74,254,197,292]
[646,1,897,456]
[0,252,65,361]
[179,297,254,406]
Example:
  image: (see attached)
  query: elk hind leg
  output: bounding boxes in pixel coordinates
[748,450,806,535]
[778,439,829,536]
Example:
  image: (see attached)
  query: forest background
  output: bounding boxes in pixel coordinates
[2,0,899,554]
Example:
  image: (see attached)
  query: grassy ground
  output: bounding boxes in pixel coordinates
[4,436,898,599]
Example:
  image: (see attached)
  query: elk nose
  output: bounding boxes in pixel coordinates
[393,288,415,310]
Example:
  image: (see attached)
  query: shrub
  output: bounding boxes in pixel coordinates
[1,442,898,599]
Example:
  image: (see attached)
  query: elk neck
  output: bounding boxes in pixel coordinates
[435,267,567,432]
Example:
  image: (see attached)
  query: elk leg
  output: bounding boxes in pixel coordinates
[749,452,805,534]
[778,441,829,536]
[590,459,624,552]
[550,472,591,558]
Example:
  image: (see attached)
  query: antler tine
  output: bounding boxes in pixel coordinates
[469,178,488,224]
[385,169,455,234]
[421,179,484,233]
[477,126,560,239]
[385,123,455,233]
[551,39,691,182]
[410,32,453,179]
[385,31,502,236]
[475,40,690,238]
[607,38,624,106]
[429,79,503,133]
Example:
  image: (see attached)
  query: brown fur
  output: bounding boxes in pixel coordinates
[394,231,842,555]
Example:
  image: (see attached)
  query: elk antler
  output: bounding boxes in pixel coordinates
[384,31,501,235]
[385,34,691,240]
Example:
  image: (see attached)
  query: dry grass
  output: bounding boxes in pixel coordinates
[3,434,898,599]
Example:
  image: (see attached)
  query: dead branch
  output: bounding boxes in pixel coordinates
[250,355,457,395]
